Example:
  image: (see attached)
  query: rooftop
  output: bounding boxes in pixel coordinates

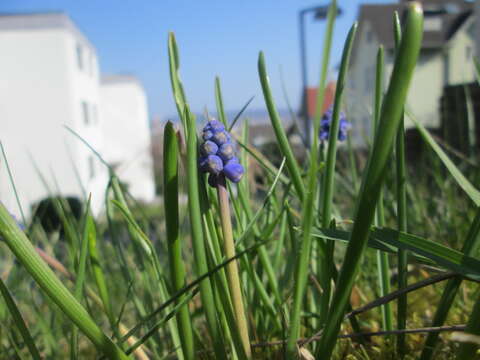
[0,12,95,51]
[101,74,145,89]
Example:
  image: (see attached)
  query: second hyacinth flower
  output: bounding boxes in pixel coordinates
[319,107,351,141]
[198,120,244,186]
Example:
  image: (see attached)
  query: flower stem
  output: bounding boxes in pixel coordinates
[216,174,251,358]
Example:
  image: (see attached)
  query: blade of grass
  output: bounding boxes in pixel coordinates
[392,13,408,356]
[168,32,188,131]
[373,228,480,280]
[164,121,195,360]
[373,44,394,335]
[71,196,93,360]
[316,4,423,358]
[0,142,26,224]
[88,210,120,341]
[215,77,227,126]
[228,96,255,133]
[184,104,228,360]
[235,138,290,185]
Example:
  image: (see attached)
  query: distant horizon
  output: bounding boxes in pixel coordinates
[155,107,293,125]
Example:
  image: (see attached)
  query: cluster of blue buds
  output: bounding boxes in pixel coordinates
[198,119,244,187]
[319,107,351,142]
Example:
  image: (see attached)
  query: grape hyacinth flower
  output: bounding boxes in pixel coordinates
[197,119,251,355]
[198,119,244,187]
[319,106,351,141]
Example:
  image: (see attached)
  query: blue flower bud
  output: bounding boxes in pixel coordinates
[211,130,230,146]
[218,143,235,162]
[204,119,224,132]
[205,154,223,175]
[225,156,239,165]
[199,156,209,173]
[199,120,243,184]
[223,162,244,183]
[200,140,219,156]
[203,130,214,141]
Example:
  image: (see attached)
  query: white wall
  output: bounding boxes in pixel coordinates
[0,15,108,218]
[401,50,445,128]
[100,77,155,203]
[446,17,476,85]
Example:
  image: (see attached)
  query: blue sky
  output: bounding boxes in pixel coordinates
[1,0,395,121]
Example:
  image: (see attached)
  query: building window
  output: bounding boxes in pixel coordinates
[366,30,373,43]
[89,54,95,77]
[424,17,442,31]
[466,46,472,60]
[82,101,89,125]
[92,104,98,124]
[88,156,95,179]
[76,44,83,70]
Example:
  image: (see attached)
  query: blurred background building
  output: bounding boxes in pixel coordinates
[100,75,155,203]
[345,0,479,154]
[0,12,154,218]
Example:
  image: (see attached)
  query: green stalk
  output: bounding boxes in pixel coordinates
[164,121,195,360]
[316,4,423,359]
[184,105,228,360]
[457,290,480,359]
[392,13,408,357]
[373,45,393,334]
[420,207,480,360]
[258,52,305,202]
[318,19,357,329]
[168,33,188,132]
[0,203,130,360]
[216,174,251,358]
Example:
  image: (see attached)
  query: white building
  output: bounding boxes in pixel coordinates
[0,12,108,218]
[100,75,155,203]
[0,12,155,219]
[347,0,477,144]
